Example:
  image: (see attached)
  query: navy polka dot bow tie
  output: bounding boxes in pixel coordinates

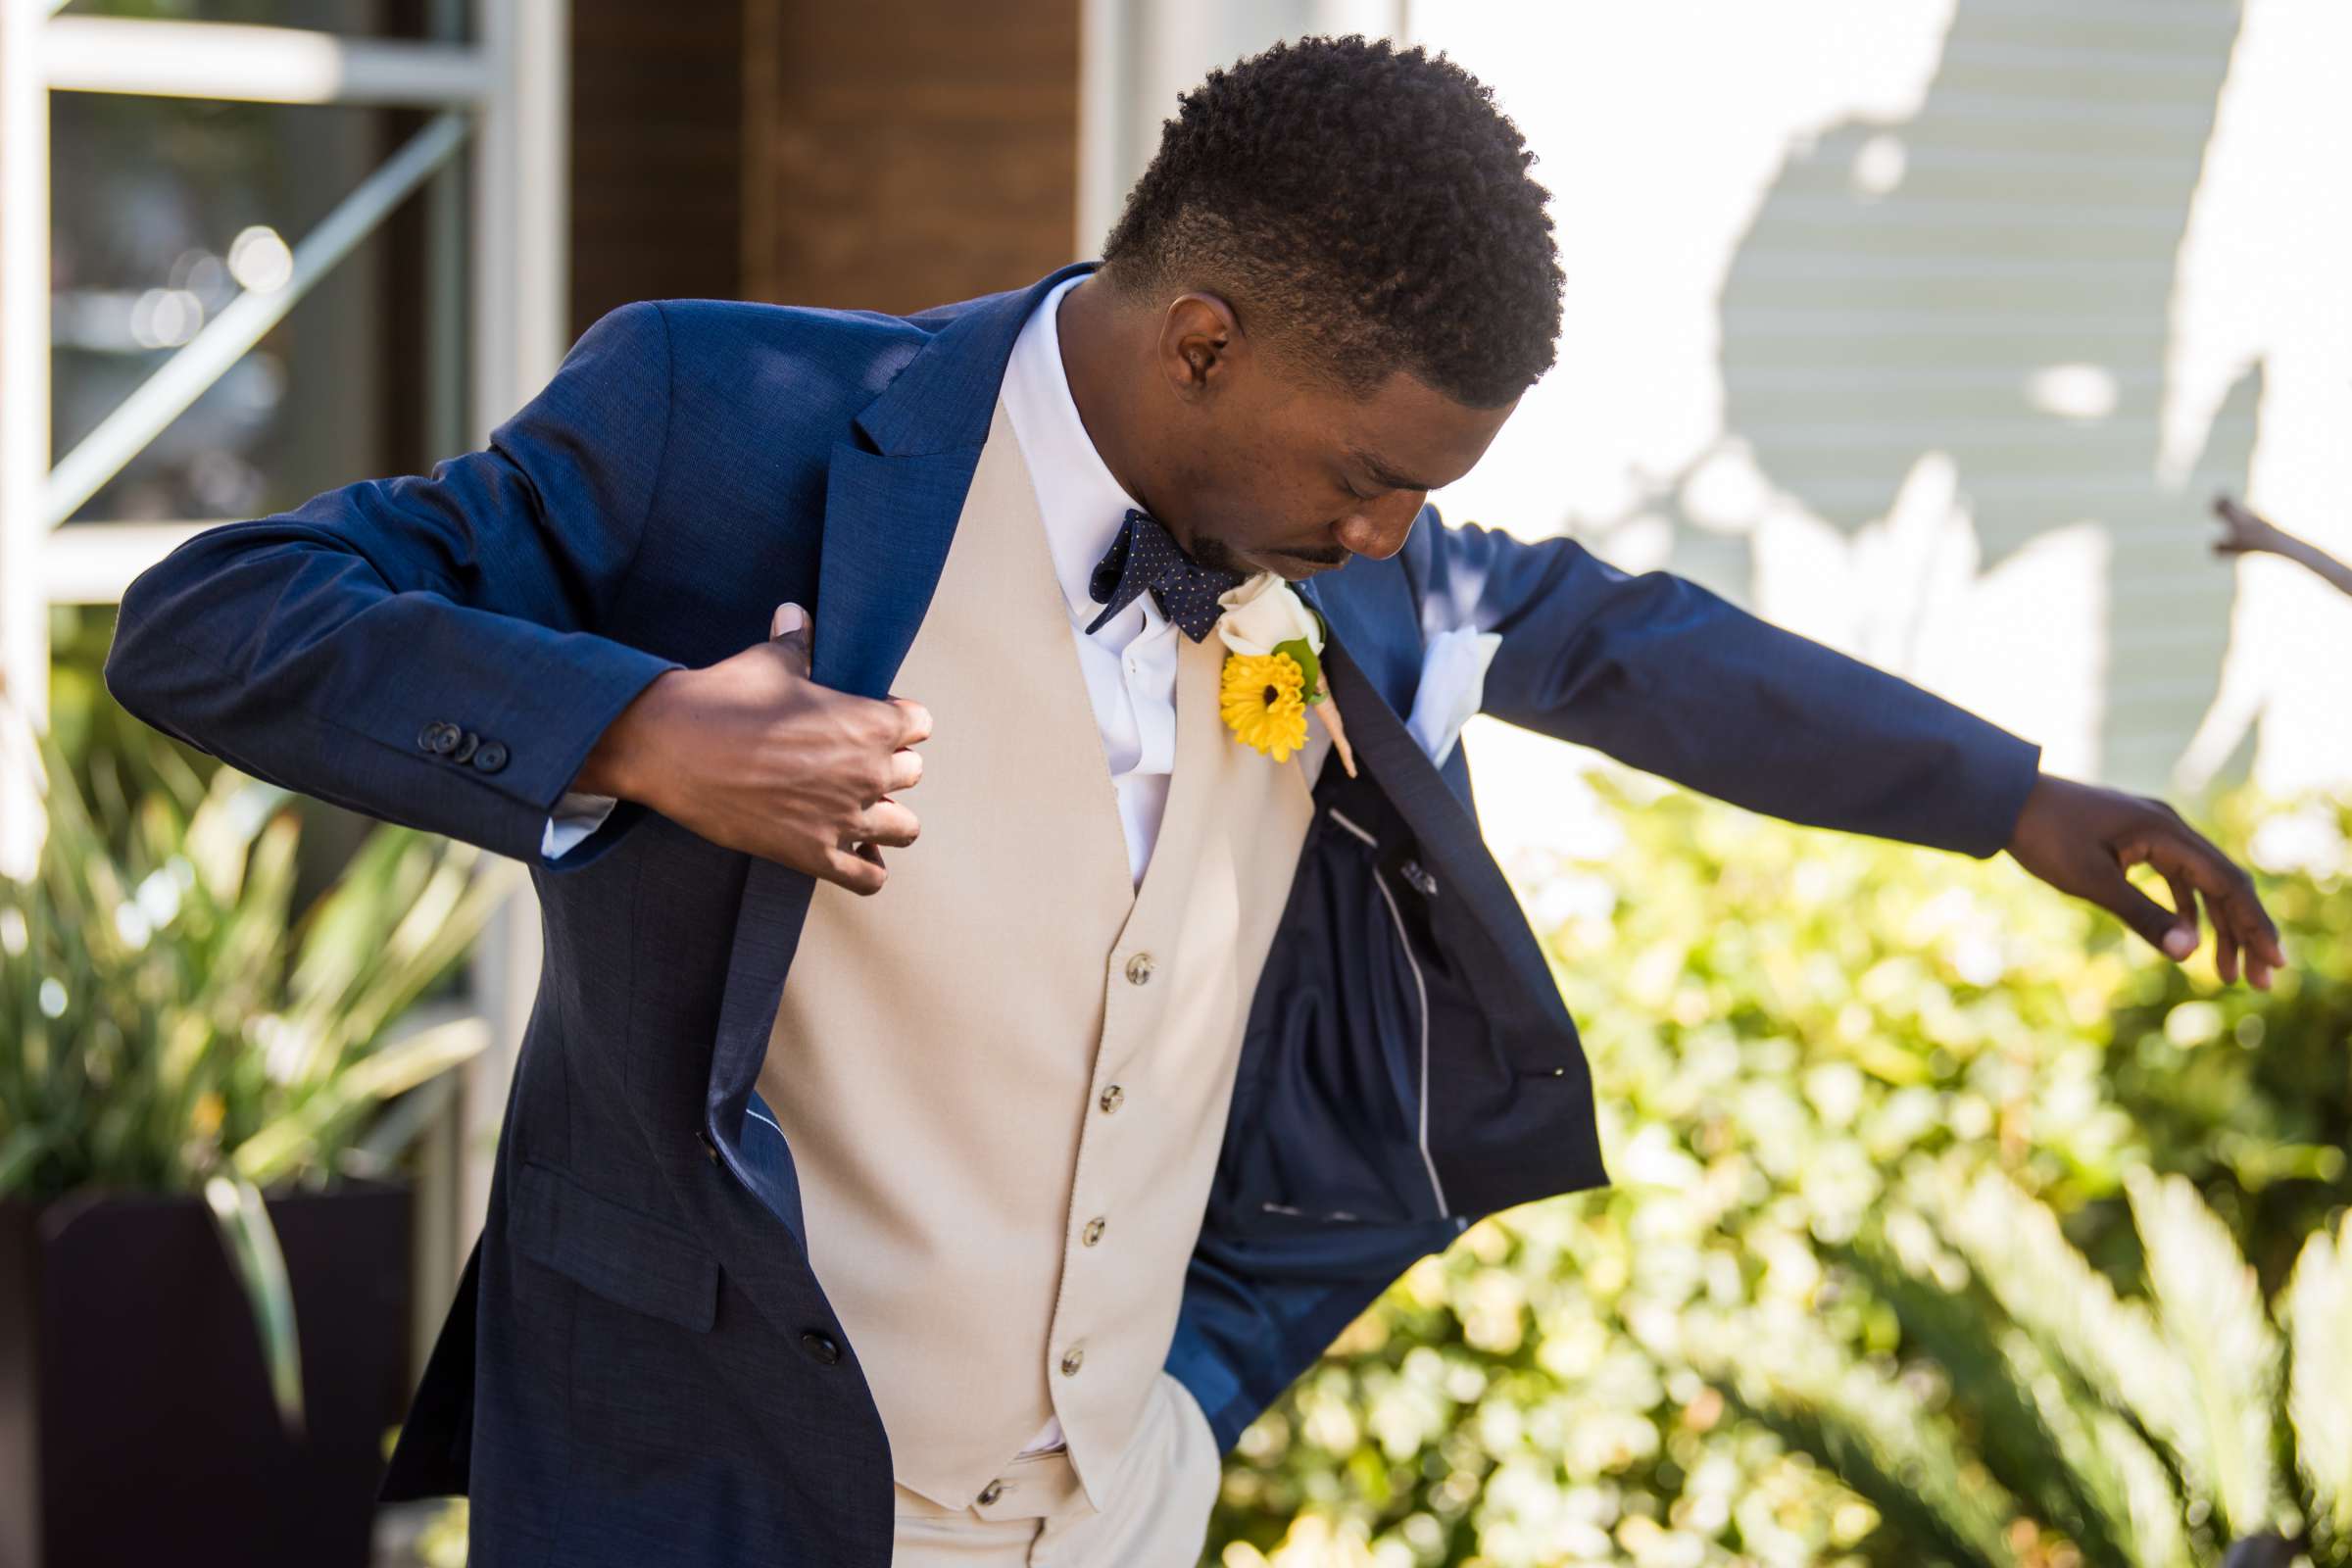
[1086,509,1249,642]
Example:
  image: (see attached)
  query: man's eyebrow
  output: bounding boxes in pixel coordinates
[1349,449,1438,493]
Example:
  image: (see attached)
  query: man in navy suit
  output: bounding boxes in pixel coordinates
[105,35,2279,1568]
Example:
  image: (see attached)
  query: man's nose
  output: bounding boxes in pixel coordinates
[1334,493,1424,561]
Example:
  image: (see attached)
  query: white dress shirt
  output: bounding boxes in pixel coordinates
[542,274,1181,885]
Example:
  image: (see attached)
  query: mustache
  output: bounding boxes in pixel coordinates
[1189,532,1350,573]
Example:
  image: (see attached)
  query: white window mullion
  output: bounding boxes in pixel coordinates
[462,0,571,1248]
[2,0,54,880]
[43,18,490,108]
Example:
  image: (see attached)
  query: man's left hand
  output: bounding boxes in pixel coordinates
[2004,774,2284,989]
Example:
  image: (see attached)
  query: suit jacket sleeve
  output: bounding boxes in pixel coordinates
[1416,510,2042,858]
[104,300,685,869]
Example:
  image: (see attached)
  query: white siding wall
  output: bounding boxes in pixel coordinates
[1089,1,2352,864]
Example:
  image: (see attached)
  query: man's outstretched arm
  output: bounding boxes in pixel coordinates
[1419,513,2282,988]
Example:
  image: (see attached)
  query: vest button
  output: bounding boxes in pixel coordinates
[1098,1085,1123,1114]
[1059,1347,1085,1377]
[800,1330,843,1365]
[1124,953,1154,986]
[977,1480,1005,1506]
[1082,1216,1106,1248]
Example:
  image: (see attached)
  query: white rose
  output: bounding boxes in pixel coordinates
[1215,572,1323,657]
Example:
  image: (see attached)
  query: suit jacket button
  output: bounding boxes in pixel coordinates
[976,1480,1005,1506]
[451,730,480,764]
[471,741,509,773]
[800,1331,842,1365]
[418,720,459,754]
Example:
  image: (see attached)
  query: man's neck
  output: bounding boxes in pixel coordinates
[1054,276,1170,526]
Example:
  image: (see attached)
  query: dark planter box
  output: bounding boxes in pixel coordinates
[0,1181,414,1568]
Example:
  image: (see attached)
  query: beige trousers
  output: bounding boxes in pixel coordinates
[889,1372,1224,1567]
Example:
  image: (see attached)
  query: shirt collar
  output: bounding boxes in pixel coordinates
[1000,273,1163,633]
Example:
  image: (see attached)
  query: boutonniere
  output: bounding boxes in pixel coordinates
[1214,574,1357,776]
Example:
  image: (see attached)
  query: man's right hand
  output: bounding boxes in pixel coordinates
[571,606,928,895]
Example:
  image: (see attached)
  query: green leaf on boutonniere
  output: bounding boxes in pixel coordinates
[1274,636,1322,706]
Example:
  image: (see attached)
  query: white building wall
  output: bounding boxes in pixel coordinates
[1418,0,2352,866]
[1088,1,2352,864]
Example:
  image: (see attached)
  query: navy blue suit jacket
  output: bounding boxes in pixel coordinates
[105,264,2039,1564]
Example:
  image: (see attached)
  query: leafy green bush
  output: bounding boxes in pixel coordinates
[1715,1162,2350,1568]
[2100,792,2352,1289]
[1206,775,2351,1568]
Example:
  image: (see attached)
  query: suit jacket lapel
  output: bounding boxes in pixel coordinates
[704,265,1099,1164]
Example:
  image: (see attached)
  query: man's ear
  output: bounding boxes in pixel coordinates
[1156,292,1247,403]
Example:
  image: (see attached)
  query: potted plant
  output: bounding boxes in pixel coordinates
[1,711,518,1567]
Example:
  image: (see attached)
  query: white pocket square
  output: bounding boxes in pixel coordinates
[1404,626,1501,768]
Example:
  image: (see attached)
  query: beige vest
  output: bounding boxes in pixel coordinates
[757,402,1316,1512]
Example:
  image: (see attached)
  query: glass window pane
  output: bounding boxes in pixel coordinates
[50,86,443,524]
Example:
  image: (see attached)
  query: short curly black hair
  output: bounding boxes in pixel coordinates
[1101,34,1561,409]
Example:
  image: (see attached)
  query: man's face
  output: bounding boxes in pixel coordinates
[1145,296,1518,580]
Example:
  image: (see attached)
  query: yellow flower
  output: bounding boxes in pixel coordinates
[1220,651,1309,762]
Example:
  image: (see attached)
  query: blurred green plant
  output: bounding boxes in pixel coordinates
[1715,1164,2350,1568]
[1207,773,2350,1568]
[1,711,518,1427]
[2101,791,2352,1290]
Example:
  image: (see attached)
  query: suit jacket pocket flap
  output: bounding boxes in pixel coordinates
[513,1160,718,1332]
